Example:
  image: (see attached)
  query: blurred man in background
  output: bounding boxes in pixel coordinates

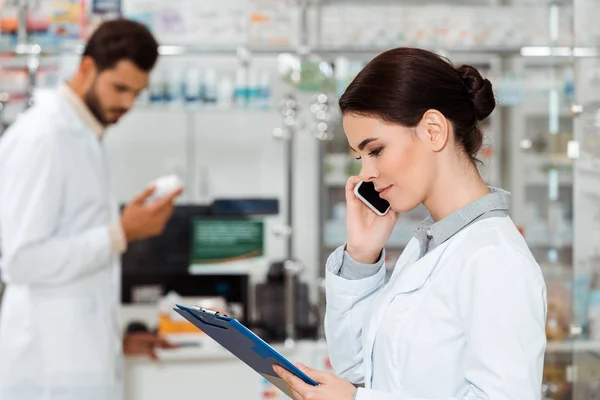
[0,19,181,400]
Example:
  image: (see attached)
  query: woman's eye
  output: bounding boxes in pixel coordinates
[369,147,383,157]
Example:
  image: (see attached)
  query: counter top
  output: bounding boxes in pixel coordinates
[125,336,323,363]
[124,339,330,400]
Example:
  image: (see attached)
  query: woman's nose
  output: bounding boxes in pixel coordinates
[359,163,378,182]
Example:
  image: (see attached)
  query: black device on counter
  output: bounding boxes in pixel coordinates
[251,261,318,342]
[120,200,279,326]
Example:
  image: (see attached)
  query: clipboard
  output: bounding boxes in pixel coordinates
[173,304,318,398]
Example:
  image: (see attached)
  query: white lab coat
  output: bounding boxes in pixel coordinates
[325,216,547,400]
[0,92,123,400]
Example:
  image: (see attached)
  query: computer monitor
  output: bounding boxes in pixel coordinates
[121,204,211,275]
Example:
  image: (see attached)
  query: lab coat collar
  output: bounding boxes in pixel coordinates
[58,83,106,140]
[414,186,510,252]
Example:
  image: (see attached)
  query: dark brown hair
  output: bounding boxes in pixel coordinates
[339,48,495,163]
[83,19,159,72]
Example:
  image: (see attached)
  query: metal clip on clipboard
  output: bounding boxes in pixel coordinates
[192,306,228,318]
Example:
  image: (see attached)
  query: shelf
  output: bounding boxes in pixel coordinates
[271,46,597,59]
[0,43,300,56]
[525,175,573,186]
[520,153,574,186]
[131,105,276,114]
[188,262,267,276]
[520,46,599,58]
[324,176,350,187]
[546,340,600,354]
[540,263,572,283]
[526,242,572,250]
[525,177,572,186]
[189,266,249,275]
[523,107,573,118]
[523,153,574,167]
[1,42,597,58]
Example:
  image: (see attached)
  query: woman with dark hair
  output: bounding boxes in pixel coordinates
[274,48,546,400]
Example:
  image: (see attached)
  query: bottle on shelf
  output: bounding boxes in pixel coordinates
[149,68,165,104]
[203,68,218,106]
[217,75,234,109]
[184,66,202,105]
[233,67,248,109]
[258,70,271,110]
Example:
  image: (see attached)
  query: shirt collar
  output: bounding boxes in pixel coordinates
[414,186,511,247]
[57,83,105,139]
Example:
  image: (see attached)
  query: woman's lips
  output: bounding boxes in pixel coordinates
[377,186,391,197]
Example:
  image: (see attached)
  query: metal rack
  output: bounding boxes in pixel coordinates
[0,1,42,134]
[13,1,40,108]
[270,0,335,347]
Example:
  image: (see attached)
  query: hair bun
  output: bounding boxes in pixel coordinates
[457,65,496,121]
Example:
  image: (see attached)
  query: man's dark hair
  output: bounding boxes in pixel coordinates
[82,18,159,72]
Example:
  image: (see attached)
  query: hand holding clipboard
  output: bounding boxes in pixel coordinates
[173,304,357,399]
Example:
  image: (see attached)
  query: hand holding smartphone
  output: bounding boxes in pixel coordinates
[344,177,396,264]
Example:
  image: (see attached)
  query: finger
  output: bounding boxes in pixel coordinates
[132,186,156,204]
[345,176,362,202]
[147,201,174,218]
[294,363,329,384]
[274,372,304,400]
[135,332,166,347]
[388,210,399,223]
[152,187,183,210]
[149,347,158,361]
[157,336,178,349]
[290,387,304,400]
[273,365,311,397]
[153,205,175,227]
[145,199,174,219]
[273,365,297,387]
[161,187,184,204]
[141,335,161,360]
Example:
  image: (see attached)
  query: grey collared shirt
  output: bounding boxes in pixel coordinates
[328,187,511,280]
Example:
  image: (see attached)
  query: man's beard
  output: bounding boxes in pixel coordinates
[84,84,109,127]
[84,82,127,127]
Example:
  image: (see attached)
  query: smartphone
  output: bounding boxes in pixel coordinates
[353,180,391,216]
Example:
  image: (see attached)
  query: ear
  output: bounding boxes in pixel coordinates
[79,56,98,79]
[417,109,449,152]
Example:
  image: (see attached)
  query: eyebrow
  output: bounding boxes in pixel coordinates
[115,82,136,92]
[350,137,379,153]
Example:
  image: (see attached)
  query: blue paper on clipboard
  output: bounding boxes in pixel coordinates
[173,304,318,398]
